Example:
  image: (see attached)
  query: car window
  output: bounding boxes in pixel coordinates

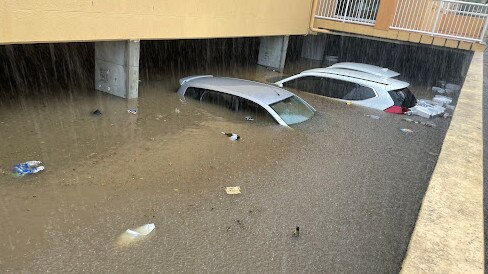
[184,86,275,123]
[284,76,375,101]
[342,85,376,100]
[185,87,235,109]
[283,76,323,94]
[388,88,417,108]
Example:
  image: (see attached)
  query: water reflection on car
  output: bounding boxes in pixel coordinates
[177,75,315,126]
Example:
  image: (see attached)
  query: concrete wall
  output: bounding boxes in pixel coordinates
[0,0,314,44]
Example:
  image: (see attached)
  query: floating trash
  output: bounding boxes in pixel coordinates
[127,108,137,115]
[402,118,436,128]
[365,114,380,120]
[293,226,300,238]
[345,101,353,105]
[91,109,102,116]
[244,116,254,121]
[11,161,45,177]
[221,132,240,141]
[175,108,180,114]
[126,223,155,237]
[225,186,241,195]
[400,128,414,133]
[116,223,155,247]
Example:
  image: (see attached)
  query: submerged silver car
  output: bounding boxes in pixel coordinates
[177,75,315,126]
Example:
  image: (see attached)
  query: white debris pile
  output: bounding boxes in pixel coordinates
[407,95,455,119]
[431,82,461,95]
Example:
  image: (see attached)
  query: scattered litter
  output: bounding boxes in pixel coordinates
[409,94,453,119]
[11,161,45,177]
[345,101,353,105]
[244,116,254,121]
[221,132,240,141]
[400,128,414,133]
[156,114,163,120]
[432,86,446,94]
[175,108,180,114]
[127,108,137,115]
[365,114,380,120]
[293,226,300,238]
[432,95,453,107]
[408,103,445,118]
[91,109,102,116]
[125,223,155,237]
[402,118,436,128]
[87,152,97,158]
[174,188,179,192]
[117,223,155,247]
[225,186,241,195]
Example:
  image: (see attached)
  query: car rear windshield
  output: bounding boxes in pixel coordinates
[388,88,417,108]
[269,96,314,125]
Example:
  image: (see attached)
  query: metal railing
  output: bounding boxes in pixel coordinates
[391,0,488,42]
[315,0,380,26]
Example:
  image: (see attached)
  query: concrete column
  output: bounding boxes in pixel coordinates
[301,35,327,61]
[95,40,140,99]
[258,36,289,72]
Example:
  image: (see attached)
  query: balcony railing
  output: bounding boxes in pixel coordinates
[314,0,488,43]
[315,0,380,26]
[391,0,488,42]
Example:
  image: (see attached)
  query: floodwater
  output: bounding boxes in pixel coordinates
[0,39,463,273]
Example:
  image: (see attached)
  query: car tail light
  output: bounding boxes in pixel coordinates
[384,106,408,114]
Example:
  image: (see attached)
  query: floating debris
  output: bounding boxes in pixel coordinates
[293,226,300,238]
[175,108,180,114]
[221,132,240,141]
[125,223,155,237]
[11,161,45,177]
[91,109,102,116]
[117,223,156,247]
[433,95,453,107]
[400,128,414,133]
[127,108,137,115]
[225,186,241,195]
[365,114,380,120]
[244,116,254,121]
[402,118,436,128]
[345,101,353,105]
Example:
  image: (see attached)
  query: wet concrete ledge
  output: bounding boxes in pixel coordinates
[401,52,484,272]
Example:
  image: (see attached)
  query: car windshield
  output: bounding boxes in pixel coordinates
[269,95,314,125]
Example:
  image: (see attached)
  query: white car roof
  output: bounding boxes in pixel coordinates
[329,62,400,78]
[296,68,409,90]
[179,76,294,105]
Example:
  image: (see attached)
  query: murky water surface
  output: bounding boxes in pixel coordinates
[0,58,456,272]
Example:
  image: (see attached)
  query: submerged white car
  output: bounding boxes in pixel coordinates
[275,62,417,113]
[177,75,315,126]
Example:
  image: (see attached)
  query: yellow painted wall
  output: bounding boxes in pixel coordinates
[0,0,314,44]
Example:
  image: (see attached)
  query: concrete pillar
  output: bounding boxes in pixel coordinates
[301,35,327,61]
[258,36,289,72]
[95,40,140,99]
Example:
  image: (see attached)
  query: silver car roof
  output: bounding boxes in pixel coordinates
[180,76,294,105]
[329,62,400,78]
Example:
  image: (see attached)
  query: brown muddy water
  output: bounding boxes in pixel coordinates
[0,63,453,273]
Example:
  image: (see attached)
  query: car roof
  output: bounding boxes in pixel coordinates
[182,76,294,105]
[299,67,409,90]
[329,62,400,78]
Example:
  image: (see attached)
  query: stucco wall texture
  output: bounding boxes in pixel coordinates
[0,0,313,44]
